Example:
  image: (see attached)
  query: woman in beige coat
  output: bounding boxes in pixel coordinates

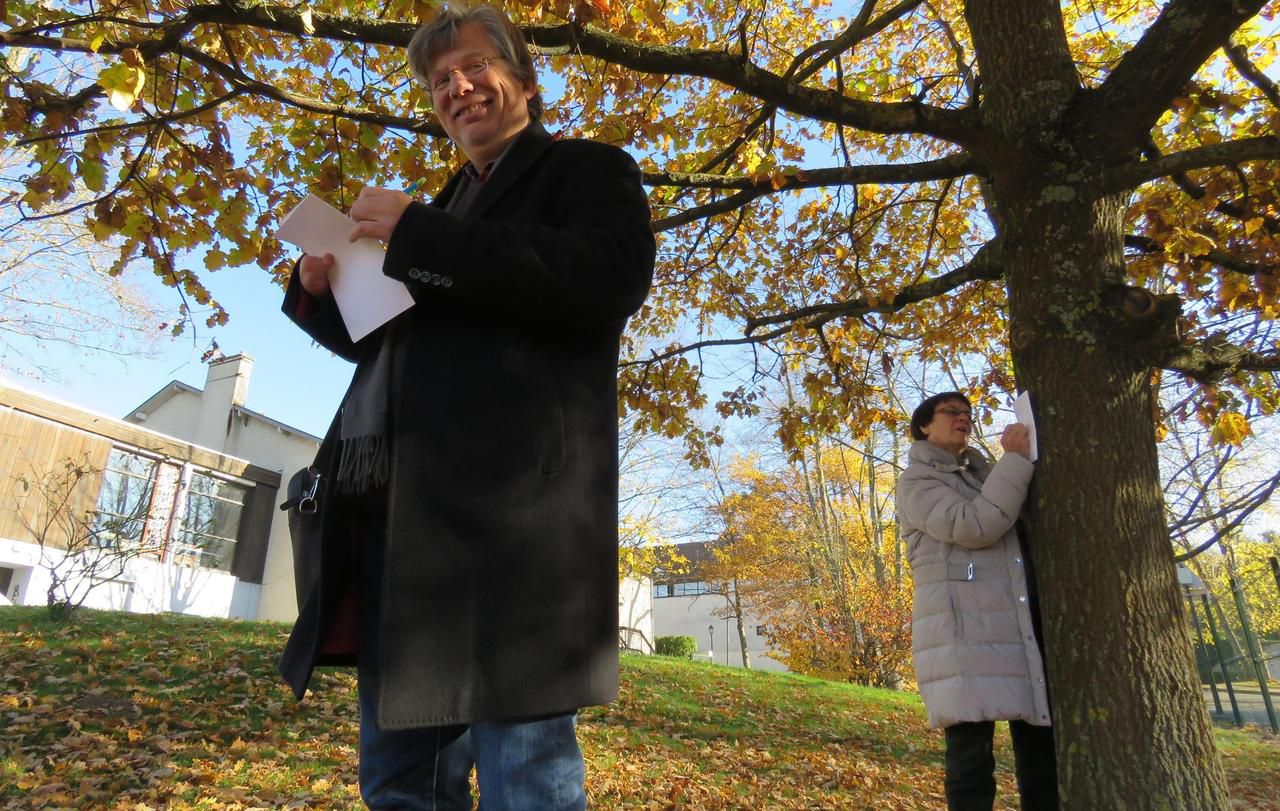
[897,392,1058,810]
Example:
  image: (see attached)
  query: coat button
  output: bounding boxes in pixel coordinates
[442,277,453,288]
[1014,557,1022,564]
[408,268,421,279]
[1018,595,1027,602]
[430,273,441,285]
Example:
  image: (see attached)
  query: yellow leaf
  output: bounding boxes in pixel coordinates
[1209,412,1251,447]
[90,34,106,53]
[300,8,316,35]
[1244,217,1264,237]
[98,63,145,112]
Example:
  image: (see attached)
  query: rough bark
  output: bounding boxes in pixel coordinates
[966,0,1235,806]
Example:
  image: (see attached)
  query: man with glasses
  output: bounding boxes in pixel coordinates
[278,5,656,808]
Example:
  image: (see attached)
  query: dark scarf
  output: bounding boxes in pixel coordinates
[335,318,399,494]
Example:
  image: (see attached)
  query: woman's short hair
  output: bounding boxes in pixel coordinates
[909,392,971,440]
[407,4,544,121]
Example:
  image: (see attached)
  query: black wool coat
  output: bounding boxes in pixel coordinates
[279,122,656,730]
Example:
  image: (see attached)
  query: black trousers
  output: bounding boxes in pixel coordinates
[944,720,1058,811]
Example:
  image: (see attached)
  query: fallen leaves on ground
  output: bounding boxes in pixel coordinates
[1,608,1276,809]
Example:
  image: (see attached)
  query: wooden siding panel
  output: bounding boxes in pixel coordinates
[0,409,111,548]
[0,382,280,486]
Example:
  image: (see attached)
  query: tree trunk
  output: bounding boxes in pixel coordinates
[960,0,1235,801]
[1000,184,1230,807]
[732,579,752,669]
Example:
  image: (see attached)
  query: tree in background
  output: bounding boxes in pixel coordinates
[707,443,912,688]
[0,150,167,379]
[4,1,1279,804]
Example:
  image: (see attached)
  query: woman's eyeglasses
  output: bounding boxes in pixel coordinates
[935,407,972,419]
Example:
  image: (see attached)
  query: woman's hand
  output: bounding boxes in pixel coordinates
[1001,423,1031,458]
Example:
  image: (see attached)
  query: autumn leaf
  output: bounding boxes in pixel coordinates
[97,63,145,112]
[1208,411,1252,446]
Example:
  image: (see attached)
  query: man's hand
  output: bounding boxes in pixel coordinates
[349,187,412,243]
[1001,423,1031,459]
[299,253,335,297]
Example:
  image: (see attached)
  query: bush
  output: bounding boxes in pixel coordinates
[655,635,698,659]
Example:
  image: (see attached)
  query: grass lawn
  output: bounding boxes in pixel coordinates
[2,607,1277,809]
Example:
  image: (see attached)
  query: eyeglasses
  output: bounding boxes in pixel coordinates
[429,56,504,94]
[934,406,972,419]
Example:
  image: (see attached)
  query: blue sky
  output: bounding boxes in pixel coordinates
[6,262,353,440]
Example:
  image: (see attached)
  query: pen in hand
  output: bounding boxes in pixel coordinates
[404,178,426,195]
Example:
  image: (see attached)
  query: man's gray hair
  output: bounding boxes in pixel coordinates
[407,4,544,121]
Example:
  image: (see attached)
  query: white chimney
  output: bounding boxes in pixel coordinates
[193,353,254,451]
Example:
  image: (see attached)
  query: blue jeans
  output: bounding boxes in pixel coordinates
[357,672,586,810]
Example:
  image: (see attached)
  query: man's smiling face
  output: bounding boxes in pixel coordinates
[429,22,534,168]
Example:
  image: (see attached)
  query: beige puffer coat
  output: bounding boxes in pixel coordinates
[897,440,1051,729]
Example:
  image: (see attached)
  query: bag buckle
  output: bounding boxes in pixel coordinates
[298,469,321,515]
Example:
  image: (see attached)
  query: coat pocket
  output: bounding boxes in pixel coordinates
[946,562,971,640]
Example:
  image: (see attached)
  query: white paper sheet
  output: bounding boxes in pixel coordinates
[276,194,415,342]
[1012,390,1039,462]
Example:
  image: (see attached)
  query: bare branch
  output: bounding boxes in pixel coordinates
[1225,42,1280,110]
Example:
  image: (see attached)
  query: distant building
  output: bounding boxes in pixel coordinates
[651,541,787,672]
[0,355,311,621]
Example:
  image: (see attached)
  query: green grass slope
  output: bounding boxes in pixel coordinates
[2,607,1276,809]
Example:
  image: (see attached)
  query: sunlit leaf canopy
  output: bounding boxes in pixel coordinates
[2,0,1278,459]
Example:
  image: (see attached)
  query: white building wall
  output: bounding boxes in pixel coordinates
[618,575,654,653]
[130,356,321,623]
[651,591,788,672]
[1,537,247,618]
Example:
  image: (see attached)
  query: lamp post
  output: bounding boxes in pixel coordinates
[708,624,714,663]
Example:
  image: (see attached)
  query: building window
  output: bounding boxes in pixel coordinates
[174,472,246,571]
[756,625,769,636]
[672,580,710,597]
[92,449,157,549]
[652,582,671,598]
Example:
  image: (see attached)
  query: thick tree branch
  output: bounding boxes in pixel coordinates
[645,152,978,191]
[1124,234,1276,276]
[622,241,1002,368]
[1154,338,1280,383]
[1104,136,1280,193]
[652,187,768,232]
[745,240,1002,333]
[3,4,977,145]
[527,23,975,145]
[1073,0,1267,153]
